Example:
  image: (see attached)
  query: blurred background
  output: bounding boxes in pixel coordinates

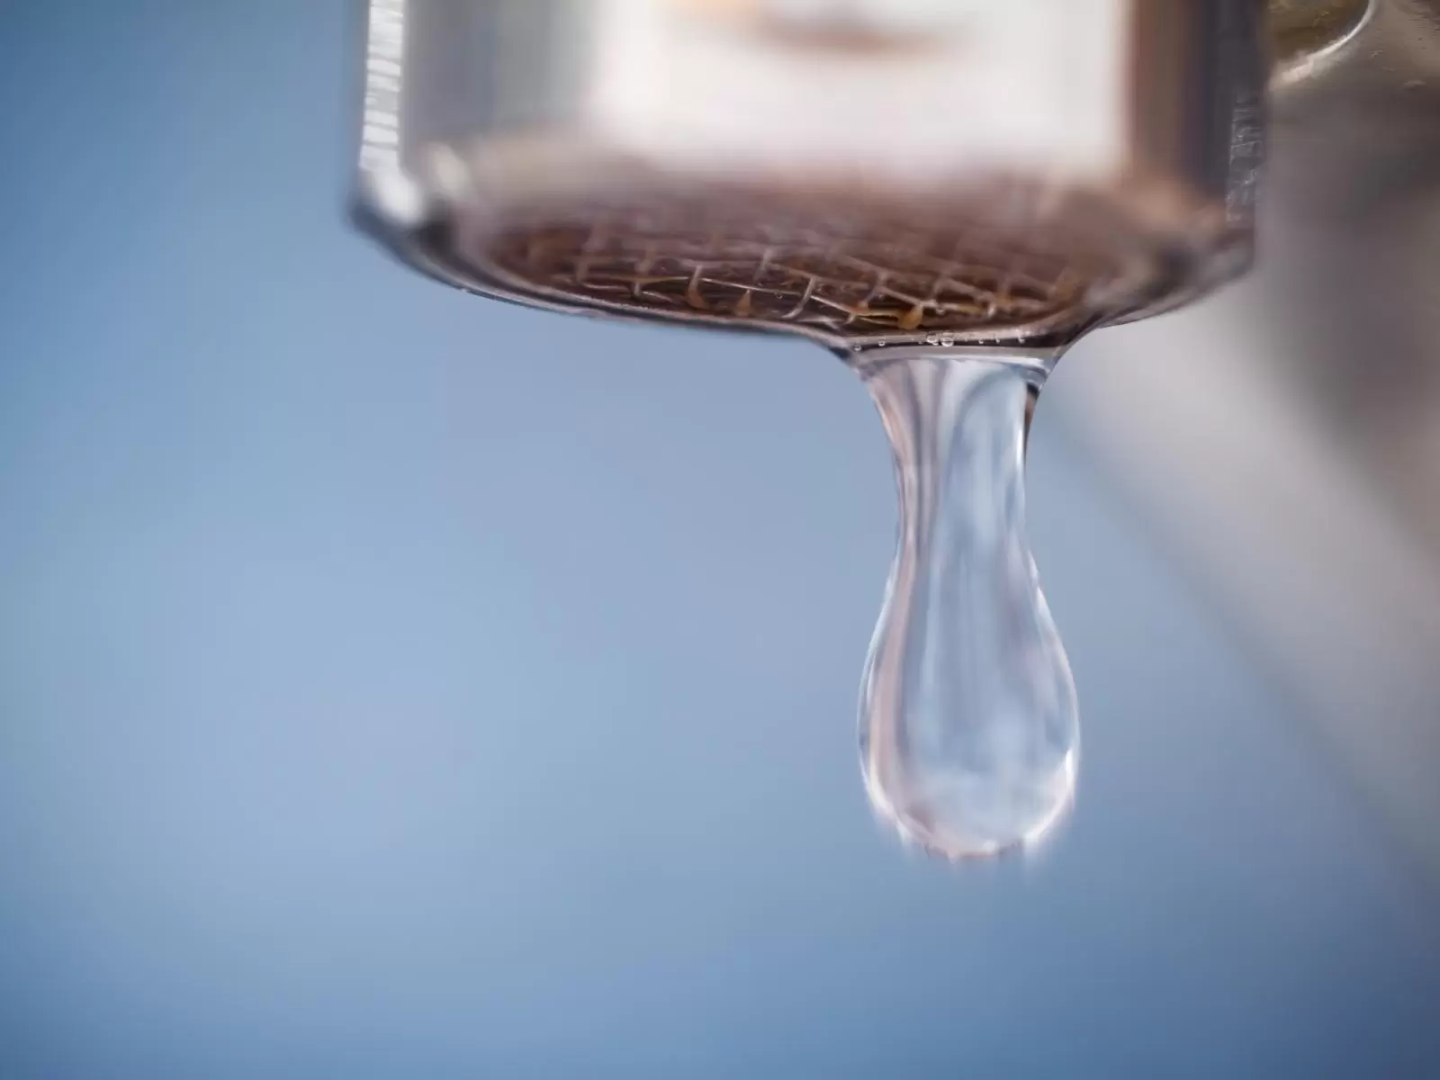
[1,2,1437,1077]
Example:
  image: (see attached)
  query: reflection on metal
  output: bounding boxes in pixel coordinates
[1268,0,1373,84]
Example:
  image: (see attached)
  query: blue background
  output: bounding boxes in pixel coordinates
[1,3,1437,1076]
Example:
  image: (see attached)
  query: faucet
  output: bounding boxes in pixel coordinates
[351,0,1440,878]
[353,0,1263,349]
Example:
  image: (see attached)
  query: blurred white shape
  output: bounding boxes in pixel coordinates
[589,0,1126,185]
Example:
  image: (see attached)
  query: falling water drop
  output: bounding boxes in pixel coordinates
[856,347,1079,861]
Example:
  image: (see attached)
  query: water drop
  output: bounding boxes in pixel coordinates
[856,348,1079,860]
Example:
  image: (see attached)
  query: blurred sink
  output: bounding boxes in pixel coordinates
[1054,0,1440,891]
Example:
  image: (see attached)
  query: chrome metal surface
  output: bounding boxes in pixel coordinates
[353,0,1264,351]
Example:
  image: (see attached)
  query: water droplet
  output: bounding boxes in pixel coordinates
[856,349,1079,860]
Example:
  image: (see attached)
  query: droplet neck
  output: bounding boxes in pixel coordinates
[845,342,1065,383]
[857,348,1079,860]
